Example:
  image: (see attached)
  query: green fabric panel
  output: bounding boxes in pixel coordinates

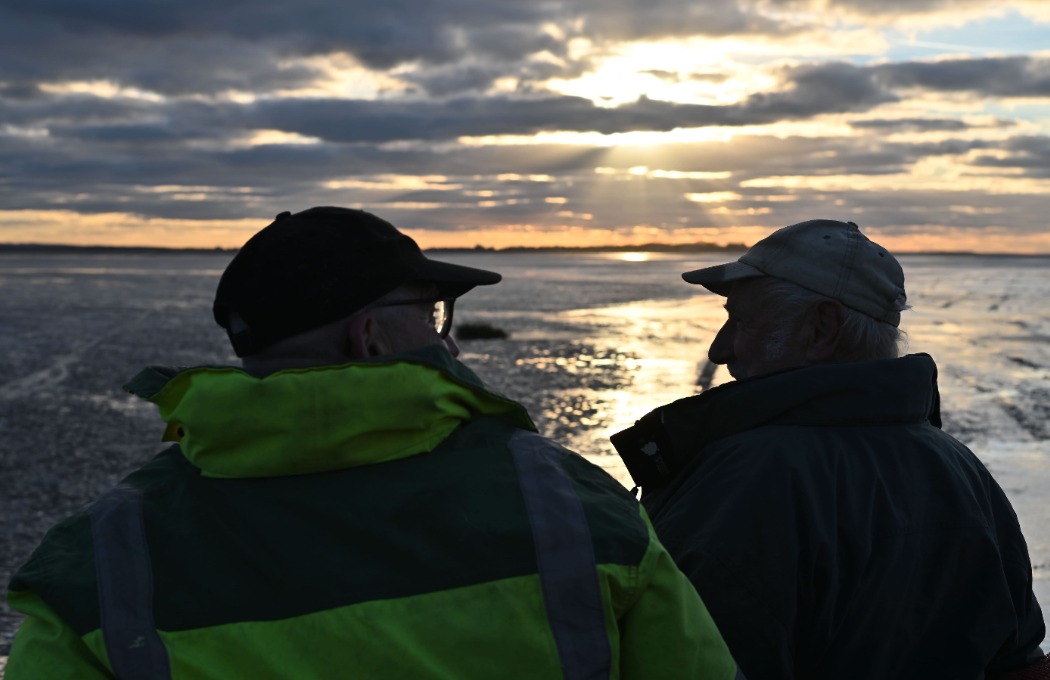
[7,512,101,638]
[128,576,561,680]
[124,346,535,478]
[11,418,655,638]
[600,531,739,680]
[9,416,539,636]
[4,591,112,680]
[136,419,542,631]
[557,447,650,567]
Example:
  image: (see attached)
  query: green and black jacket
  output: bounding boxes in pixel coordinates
[7,346,737,679]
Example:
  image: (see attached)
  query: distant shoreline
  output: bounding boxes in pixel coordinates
[0,242,745,255]
[0,243,237,255]
[0,242,1047,257]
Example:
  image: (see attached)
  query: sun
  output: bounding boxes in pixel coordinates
[545,36,767,107]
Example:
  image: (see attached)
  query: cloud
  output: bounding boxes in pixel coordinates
[199,57,1047,144]
[1,0,1049,248]
[970,135,1050,177]
[0,0,1016,98]
[0,1,566,90]
[0,127,1017,227]
[570,0,791,40]
[876,56,1050,98]
[850,118,972,132]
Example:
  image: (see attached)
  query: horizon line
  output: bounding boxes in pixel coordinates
[1,242,1047,258]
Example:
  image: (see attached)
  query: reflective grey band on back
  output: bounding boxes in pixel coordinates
[88,484,171,679]
[509,430,612,680]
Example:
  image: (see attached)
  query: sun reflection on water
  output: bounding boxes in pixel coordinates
[505,295,731,485]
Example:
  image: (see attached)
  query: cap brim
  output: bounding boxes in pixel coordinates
[414,257,502,297]
[681,261,764,295]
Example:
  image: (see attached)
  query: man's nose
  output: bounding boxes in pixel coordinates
[708,322,733,365]
[445,335,461,358]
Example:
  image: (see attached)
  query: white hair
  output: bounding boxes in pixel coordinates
[750,277,907,361]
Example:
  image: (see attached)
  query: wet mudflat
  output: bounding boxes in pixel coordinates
[1,250,1048,656]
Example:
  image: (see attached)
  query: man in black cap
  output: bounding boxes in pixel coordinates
[6,207,740,679]
[613,219,1046,679]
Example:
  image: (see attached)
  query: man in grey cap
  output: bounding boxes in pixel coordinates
[613,219,1046,679]
[6,207,740,679]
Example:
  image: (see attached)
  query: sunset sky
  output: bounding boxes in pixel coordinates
[2,1,1050,252]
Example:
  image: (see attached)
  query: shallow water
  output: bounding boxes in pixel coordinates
[0,249,1047,655]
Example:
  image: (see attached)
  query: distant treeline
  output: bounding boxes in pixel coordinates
[0,243,236,255]
[1,242,747,255]
[428,242,748,254]
[1,242,1042,257]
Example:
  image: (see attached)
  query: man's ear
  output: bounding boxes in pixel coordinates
[344,313,388,359]
[805,299,846,362]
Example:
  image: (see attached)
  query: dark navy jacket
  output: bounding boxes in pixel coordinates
[613,354,1045,679]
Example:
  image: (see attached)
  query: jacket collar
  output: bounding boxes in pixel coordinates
[612,354,942,491]
[125,346,535,478]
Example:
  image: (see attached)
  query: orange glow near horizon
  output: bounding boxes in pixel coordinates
[1,210,1049,255]
[407,226,1050,255]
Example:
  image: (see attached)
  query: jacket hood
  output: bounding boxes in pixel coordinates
[125,345,535,478]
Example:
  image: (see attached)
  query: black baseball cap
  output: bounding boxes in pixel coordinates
[213,207,501,356]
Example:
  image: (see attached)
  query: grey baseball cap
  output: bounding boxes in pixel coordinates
[682,219,907,326]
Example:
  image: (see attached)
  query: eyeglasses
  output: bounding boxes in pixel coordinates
[366,297,455,338]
